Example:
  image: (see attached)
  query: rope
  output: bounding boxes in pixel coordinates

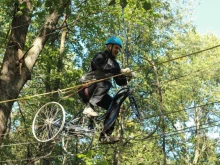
[0,44,219,104]
[140,44,220,67]
[2,113,220,148]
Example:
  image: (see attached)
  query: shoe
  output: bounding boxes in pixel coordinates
[88,118,95,130]
[99,136,120,144]
[83,104,98,116]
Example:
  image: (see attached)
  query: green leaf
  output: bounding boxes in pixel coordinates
[66,7,71,15]
[45,1,52,7]
[96,160,109,165]
[143,2,151,11]
[108,0,116,6]
[120,0,127,8]
[15,11,23,17]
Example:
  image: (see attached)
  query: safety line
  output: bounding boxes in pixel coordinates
[2,94,220,138]
[161,60,220,84]
[135,120,220,142]
[0,141,39,148]
[1,120,218,163]
[0,44,219,104]
[0,154,64,163]
[140,44,220,68]
[2,101,220,148]
[1,122,219,152]
[3,98,220,138]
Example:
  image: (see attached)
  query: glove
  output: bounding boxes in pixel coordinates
[121,68,133,81]
[127,71,137,81]
[121,68,131,74]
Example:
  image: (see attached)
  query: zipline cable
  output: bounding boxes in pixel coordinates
[0,44,220,104]
[1,122,219,150]
[1,121,219,163]
[2,97,220,138]
[139,44,220,68]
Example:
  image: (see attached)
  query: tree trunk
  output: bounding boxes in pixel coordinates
[0,0,32,144]
[143,57,167,165]
[113,148,121,165]
[0,0,62,144]
[192,103,207,164]
[54,19,67,92]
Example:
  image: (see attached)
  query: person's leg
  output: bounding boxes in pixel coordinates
[96,94,112,110]
[97,94,119,141]
[78,87,89,103]
[88,81,112,106]
[78,84,97,116]
[83,81,112,116]
[85,81,118,140]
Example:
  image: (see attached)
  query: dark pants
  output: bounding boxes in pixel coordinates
[78,81,116,136]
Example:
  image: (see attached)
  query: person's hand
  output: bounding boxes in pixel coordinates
[127,71,137,81]
[121,68,131,74]
[121,68,136,81]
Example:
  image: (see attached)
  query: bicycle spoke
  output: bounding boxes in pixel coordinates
[32,102,65,142]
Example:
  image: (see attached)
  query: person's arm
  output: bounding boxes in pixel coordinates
[114,67,132,86]
[114,67,134,86]
[91,52,120,73]
[114,75,127,86]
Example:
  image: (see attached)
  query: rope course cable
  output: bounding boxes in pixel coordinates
[0,141,39,148]
[161,59,220,85]
[139,119,220,142]
[0,43,219,105]
[1,2,220,163]
[139,44,220,68]
[0,120,220,153]
[135,56,220,87]
[2,97,220,139]
[1,121,219,163]
[2,102,220,148]
[0,154,64,164]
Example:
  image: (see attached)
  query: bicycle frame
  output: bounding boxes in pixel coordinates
[32,81,160,154]
[63,85,135,131]
[57,84,142,139]
[99,85,139,131]
[96,86,129,120]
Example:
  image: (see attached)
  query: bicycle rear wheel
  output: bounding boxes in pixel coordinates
[120,96,161,141]
[62,114,95,155]
[32,102,65,142]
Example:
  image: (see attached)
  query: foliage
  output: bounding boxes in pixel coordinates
[0,0,220,164]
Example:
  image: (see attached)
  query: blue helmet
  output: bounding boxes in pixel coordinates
[105,36,122,48]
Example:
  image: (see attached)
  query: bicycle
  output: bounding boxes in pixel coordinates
[32,83,161,155]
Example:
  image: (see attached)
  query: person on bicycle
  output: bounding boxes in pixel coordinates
[78,36,131,142]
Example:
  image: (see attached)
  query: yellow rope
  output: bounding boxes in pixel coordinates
[1,44,219,104]
[0,72,131,104]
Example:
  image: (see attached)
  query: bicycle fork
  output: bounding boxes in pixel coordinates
[128,95,143,120]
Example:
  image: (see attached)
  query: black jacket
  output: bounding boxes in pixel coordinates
[80,50,127,86]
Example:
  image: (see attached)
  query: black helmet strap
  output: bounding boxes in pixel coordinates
[107,44,114,53]
[106,44,115,58]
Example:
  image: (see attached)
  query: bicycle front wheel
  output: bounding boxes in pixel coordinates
[121,96,161,141]
[32,102,65,142]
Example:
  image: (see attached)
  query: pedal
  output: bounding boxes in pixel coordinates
[67,125,81,132]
